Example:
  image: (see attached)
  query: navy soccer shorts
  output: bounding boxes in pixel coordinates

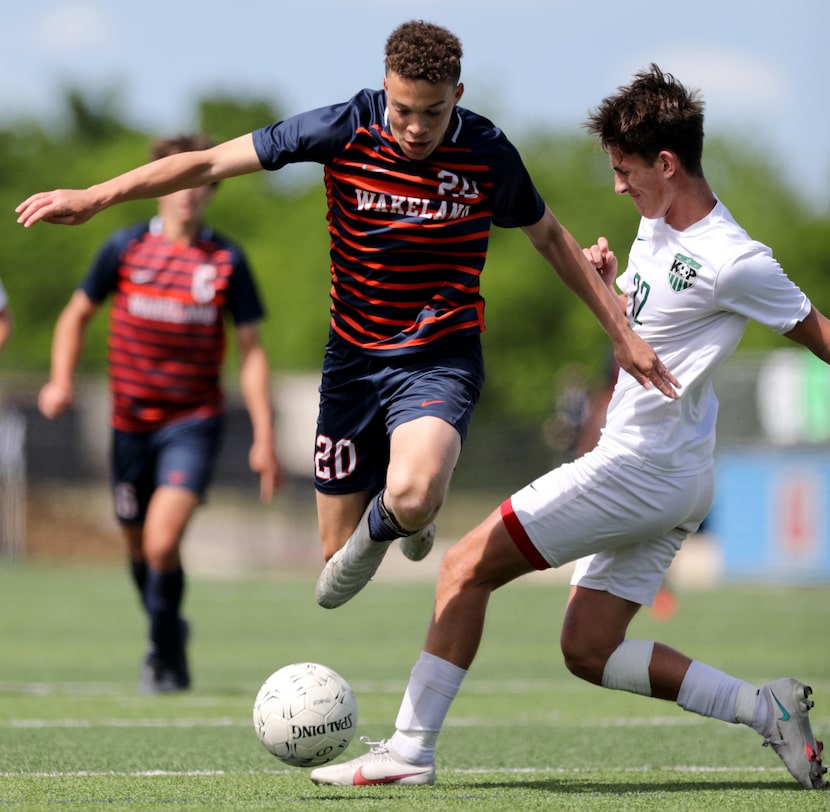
[111,413,225,524]
[314,334,484,495]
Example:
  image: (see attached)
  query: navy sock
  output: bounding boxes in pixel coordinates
[129,559,149,612]
[367,491,411,541]
[145,566,185,662]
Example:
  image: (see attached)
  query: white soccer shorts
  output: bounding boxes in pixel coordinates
[504,444,714,606]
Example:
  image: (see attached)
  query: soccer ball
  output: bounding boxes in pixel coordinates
[252,662,358,768]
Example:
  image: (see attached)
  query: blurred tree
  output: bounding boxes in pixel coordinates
[196,95,283,145]
[63,85,128,142]
[2,89,827,433]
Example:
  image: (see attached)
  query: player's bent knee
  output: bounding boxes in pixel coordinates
[438,543,468,582]
[385,491,442,532]
[561,646,607,684]
[560,633,625,686]
[438,541,487,593]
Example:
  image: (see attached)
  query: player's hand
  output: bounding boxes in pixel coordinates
[615,330,681,399]
[38,381,74,419]
[16,189,99,227]
[249,441,284,503]
[583,236,617,289]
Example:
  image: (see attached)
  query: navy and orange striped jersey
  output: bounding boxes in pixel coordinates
[253,88,546,355]
[80,216,265,432]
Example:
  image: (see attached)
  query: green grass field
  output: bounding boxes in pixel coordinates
[1,561,828,810]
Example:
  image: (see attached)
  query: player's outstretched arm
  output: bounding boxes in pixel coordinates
[15,134,262,228]
[523,208,680,399]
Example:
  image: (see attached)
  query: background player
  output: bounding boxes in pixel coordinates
[37,135,282,692]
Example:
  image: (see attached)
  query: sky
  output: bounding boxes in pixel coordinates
[4,0,829,211]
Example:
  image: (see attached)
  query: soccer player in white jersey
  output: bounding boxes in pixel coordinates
[308,64,828,790]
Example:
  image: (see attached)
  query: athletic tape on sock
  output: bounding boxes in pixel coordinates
[601,639,654,696]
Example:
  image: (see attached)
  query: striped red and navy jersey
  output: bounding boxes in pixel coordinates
[253,88,546,355]
[80,216,265,432]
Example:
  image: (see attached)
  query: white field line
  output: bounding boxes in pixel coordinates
[0,679,604,696]
[0,715,708,729]
[7,678,824,701]
[3,717,246,728]
[0,765,787,778]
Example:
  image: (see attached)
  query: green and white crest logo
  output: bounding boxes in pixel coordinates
[668,253,701,292]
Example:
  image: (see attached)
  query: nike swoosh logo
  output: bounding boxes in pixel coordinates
[354,767,425,785]
[420,399,445,407]
[770,690,791,722]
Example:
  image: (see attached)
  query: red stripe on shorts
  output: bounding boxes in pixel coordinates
[500,498,550,570]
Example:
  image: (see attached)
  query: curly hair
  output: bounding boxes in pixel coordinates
[150,134,214,161]
[384,20,462,84]
[584,64,706,177]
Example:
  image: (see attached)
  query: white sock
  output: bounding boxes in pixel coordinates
[389,651,466,765]
[676,660,758,725]
[743,685,769,734]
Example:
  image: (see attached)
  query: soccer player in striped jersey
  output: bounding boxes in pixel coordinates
[16,22,677,612]
[36,135,283,693]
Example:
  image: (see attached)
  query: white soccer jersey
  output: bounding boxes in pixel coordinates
[600,200,810,473]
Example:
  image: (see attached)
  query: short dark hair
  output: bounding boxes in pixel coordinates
[384,20,462,84]
[150,134,214,162]
[584,64,706,176]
